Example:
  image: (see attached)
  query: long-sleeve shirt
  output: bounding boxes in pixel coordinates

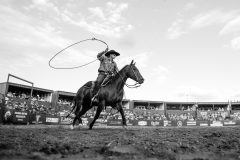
[97,51,119,74]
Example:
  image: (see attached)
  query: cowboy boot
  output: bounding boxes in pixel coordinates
[91,84,99,105]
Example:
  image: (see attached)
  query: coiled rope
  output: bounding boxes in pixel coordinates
[48,37,108,69]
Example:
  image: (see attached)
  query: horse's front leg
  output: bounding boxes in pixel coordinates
[89,102,104,130]
[116,102,127,126]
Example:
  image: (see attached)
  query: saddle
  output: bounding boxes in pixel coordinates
[90,75,113,104]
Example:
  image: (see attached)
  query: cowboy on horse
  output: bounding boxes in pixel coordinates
[70,59,144,129]
[61,40,144,129]
[50,38,144,129]
[91,48,120,102]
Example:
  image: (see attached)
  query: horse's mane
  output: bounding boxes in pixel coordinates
[111,64,129,81]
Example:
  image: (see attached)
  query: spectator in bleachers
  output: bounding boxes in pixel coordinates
[167,112,195,121]
[5,92,53,115]
[230,112,240,120]
[196,110,229,121]
[7,92,14,97]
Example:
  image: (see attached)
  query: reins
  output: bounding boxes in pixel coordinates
[48,38,108,69]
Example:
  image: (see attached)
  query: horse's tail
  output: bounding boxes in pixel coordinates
[66,99,76,118]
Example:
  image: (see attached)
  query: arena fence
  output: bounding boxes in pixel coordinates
[2,109,240,127]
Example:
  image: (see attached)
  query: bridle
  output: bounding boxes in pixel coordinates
[118,64,142,88]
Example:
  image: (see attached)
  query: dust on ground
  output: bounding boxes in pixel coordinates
[1,125,240,160]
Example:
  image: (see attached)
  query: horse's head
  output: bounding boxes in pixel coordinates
[126,60,144,84]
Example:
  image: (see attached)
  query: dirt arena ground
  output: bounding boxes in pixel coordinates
[1,125,240,160]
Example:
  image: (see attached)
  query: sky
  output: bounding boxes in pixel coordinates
[1,0,240,102]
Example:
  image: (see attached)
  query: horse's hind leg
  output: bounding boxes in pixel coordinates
[76,107,89,125]
[71,100,83,129]
[71,106,89,129]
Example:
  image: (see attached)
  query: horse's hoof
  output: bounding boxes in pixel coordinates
[89,124,93,130]
[70,125,74,130]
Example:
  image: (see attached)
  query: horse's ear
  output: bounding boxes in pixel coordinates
[130,60,134,65]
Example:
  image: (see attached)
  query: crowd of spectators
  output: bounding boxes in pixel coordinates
[82,107,167,121]
[58,99,72,105]
[7,92,51,102]
[134,105,164,110]
[196,111,229,121]
[5,99,28,112]
[57,99,73,117]
[197,107,229,112]
[181,105,197,111]
[230,112,240,120]
[78,108,167,121]
[131,112,166,120]
[5,92,54,115]
[167,112,195,121]
[2,92,240,122]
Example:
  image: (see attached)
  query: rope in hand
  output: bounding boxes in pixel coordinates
[48,37,109,69]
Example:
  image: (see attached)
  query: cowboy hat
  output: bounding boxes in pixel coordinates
[105,50,120,57]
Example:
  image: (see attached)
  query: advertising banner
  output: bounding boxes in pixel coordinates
[210,121,223,127]
[107,119,122,126]
[186,120,197,126]
[197,120,209,126]
[45,116,59,125]
[87,118,108,126]
[149,120,163,127]
[176,120,184,127]
[12,111,29,124]
[59,116,74,125]
[137,120,148,126]
[222,120,237,126]
[163,120,172,127]
[30,113,46,124]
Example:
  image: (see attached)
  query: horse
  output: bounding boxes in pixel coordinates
[70,60,144,129]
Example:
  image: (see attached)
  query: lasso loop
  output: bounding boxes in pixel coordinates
[48,37,108,69]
